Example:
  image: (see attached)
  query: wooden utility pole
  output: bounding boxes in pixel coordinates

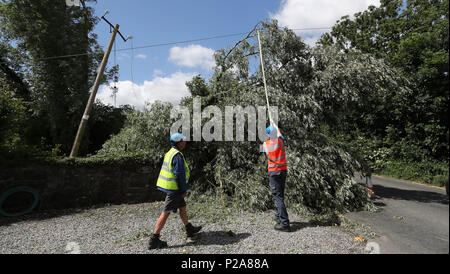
[70,24,119,157]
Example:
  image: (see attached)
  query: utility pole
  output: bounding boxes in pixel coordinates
[70,24,119,157]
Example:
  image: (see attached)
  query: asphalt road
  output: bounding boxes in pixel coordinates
[346,175,449,254]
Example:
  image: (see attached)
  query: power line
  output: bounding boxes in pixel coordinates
[293,27,331,31]
[111,27,332,52]
[35,27,332,61]
[36,52,93,61]
[115,31,252,52]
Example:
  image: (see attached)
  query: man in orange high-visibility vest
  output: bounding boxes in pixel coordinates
[262,120,291,232]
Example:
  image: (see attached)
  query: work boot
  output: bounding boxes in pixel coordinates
[185,222,202,237]
[148,234,168,249]
[274,224,291,232]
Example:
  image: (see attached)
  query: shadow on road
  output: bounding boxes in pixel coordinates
[374,185,448,205]
[0,206,85,227]
[290,222,322,232]
[290,219,339,232]
[0,201,156,227]
[290,222,314,232]
[166,231,251,249]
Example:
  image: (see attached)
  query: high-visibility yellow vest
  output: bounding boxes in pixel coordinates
[156,147,190,191]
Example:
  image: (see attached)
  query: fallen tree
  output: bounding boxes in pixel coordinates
[99,20,411,215]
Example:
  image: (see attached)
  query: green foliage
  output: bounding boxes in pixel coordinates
[319,0,449,161]
[0,151,161,170]
[0,77,27,155]
[0,0,118,155]
[332,126,449,187]
[98,101,174,159]
[57,151,162,169]
[378,159,448,186]
[432,174,448,187]
[87,101,132,154]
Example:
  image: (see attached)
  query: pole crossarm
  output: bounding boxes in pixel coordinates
[101,16,129,42]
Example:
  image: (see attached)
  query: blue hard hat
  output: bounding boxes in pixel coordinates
[266,126,275,135]
[266,125,278,139]
[170,132,187,144]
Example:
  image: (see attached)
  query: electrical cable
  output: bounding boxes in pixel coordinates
[35,27,331,61]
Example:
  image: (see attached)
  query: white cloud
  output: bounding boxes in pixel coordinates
[271,0,380,46]
[97,71,196,110]
[169,44,216,71]
[118,53,130,61]
[153,69,164,77]
[135,54,147,60]
[302,36,322,47]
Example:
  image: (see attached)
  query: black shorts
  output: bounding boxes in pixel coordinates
[163,193,186,213]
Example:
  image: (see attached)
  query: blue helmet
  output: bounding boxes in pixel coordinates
[266,126,277,139]
[170,133,187,145]
[266,126,275,135]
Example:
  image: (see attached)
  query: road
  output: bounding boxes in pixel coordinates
[346,175,449,254]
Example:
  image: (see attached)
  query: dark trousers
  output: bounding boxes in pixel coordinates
[269,171,290,227]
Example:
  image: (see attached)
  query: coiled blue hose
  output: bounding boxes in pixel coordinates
[0,186,40,217]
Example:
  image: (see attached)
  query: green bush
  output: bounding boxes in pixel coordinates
[0,151,162,170]
[432,175,448,187]
[337,131,448,187]
[378,159,449,185]
[0,78,30,158]
[97,101,174,160]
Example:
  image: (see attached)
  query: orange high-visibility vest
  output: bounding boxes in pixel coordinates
[263,137,287,173]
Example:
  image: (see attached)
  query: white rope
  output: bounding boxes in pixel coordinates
[112,38,118,107]
[257,29,272,123]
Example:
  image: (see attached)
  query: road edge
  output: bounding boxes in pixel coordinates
[372,174,446,191]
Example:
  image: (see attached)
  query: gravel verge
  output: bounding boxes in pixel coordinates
[0,199,373,254]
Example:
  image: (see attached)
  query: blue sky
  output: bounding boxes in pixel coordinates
[86,0,380,109]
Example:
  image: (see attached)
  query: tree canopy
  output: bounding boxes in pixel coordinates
[319,0,449,162]
[0,0,120,156]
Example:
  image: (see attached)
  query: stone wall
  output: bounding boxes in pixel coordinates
[0,164,165,214]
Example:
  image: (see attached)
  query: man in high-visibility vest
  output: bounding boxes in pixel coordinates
[148,133,202,249]
[262,120,291,232]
